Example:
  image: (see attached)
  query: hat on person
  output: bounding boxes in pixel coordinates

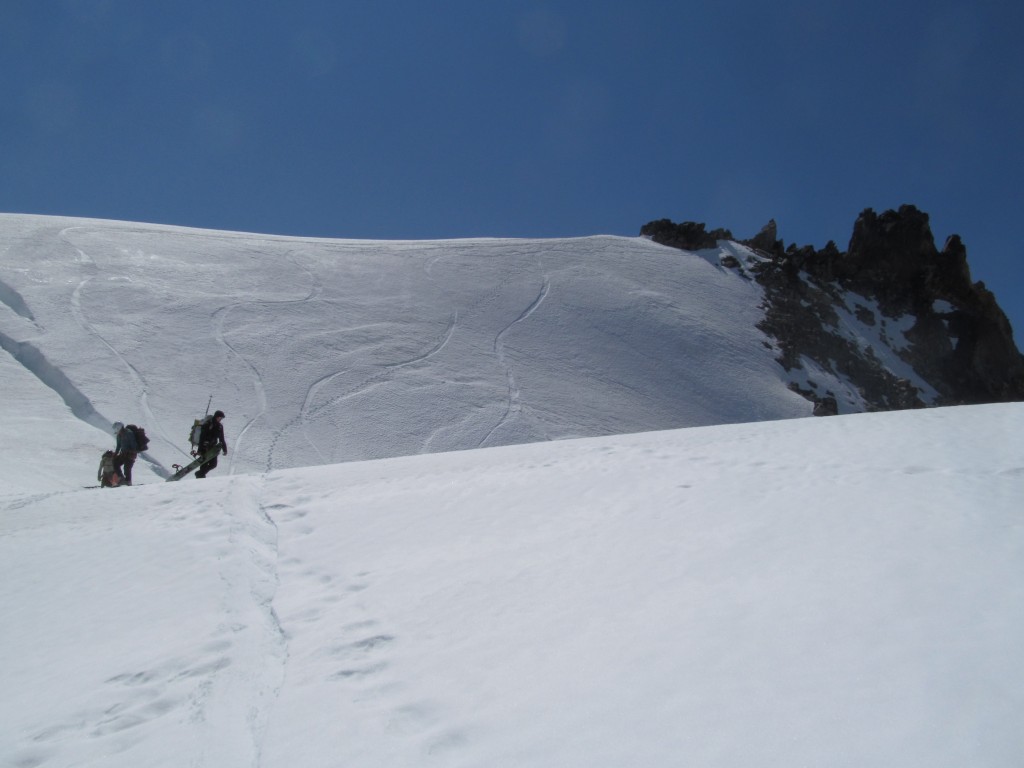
[112,421,124,432]
[213,410,225,419]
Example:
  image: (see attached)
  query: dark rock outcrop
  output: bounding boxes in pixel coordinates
[641,205,1024,413]
[747,219,784,257]
[639,219,734,252]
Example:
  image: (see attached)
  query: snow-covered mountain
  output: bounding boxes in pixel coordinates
[2,213,1023,767]
[1,212,819,489]
[7,210,1017,491]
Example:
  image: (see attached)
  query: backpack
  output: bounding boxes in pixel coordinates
[99,451,122,487]
[127,424,150,452]
[190,415,213,449]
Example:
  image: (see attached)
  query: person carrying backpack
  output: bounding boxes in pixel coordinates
[112,422,139,485]
[195,410,228,479]
[98,450,122,487]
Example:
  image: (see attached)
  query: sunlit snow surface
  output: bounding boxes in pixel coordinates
[3,406,1023,767]
[2,215,1023,767]
[0,213,810,489]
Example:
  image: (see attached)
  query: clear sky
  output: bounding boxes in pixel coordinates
[2,1,1023,336]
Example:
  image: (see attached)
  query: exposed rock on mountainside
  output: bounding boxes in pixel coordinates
[642,206,1024,412]
[639,219,735,252]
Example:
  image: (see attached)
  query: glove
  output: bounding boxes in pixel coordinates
[222,446,228,455]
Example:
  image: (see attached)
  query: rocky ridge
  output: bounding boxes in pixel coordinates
[641,206,1024,414]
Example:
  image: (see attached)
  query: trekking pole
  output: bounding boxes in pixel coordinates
[204,394,212,417]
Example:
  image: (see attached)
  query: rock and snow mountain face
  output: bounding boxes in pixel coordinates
[643,205,1024,415]
[3,212,1024,767]
[1,209,1019,491]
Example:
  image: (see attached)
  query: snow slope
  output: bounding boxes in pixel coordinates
[0,213,809,490]
[3,404,1022,767]
[3,214,1022,766]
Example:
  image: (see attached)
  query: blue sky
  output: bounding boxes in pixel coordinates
[2,1,1023,335]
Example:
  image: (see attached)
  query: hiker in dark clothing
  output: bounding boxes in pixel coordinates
[195,410,228,478]
[113,421,138,486]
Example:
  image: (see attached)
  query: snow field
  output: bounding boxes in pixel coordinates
[3,404,1022,767]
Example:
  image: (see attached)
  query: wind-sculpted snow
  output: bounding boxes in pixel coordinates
[0,214,809,487]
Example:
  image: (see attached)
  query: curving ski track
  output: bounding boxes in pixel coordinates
[210,251,323,475]
[478,278,550,448]
[62,228,173,475]
[272,310,460,471]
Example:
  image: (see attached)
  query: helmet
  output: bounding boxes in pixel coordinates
[112,421,124,432]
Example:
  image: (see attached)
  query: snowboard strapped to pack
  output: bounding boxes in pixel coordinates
[168,445,221,482]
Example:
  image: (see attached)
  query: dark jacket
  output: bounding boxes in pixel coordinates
[200,418,228,454]
[116,426,138,454]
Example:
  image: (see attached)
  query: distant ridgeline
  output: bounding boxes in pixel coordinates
[641,205,1024,414]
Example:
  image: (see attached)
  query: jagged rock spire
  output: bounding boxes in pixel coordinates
[640,206,1024,410]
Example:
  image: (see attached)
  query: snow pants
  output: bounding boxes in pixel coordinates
[116,451,137,485]
[195,449,218,479]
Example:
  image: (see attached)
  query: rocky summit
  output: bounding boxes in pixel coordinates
[642,206,1024,413]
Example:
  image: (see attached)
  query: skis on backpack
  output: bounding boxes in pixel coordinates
[166,446,221,482]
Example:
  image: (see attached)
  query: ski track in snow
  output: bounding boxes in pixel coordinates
[70,276,173,470]
[264,480,472,763]
[212,303,270,474]
[382,311,458,372]
[281,310,459,471]
[422,242,550,451]
[210,251,322,475]
[177,477,286,766]
[226,477,287,767]
[0,233,118,436]
[8,478,287,767]
[199,246,461,471]
[5,223,815,479]
[58,226,97,268]
[62,228,174,475]
[479,277,550,448]
[278,241,549,467]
